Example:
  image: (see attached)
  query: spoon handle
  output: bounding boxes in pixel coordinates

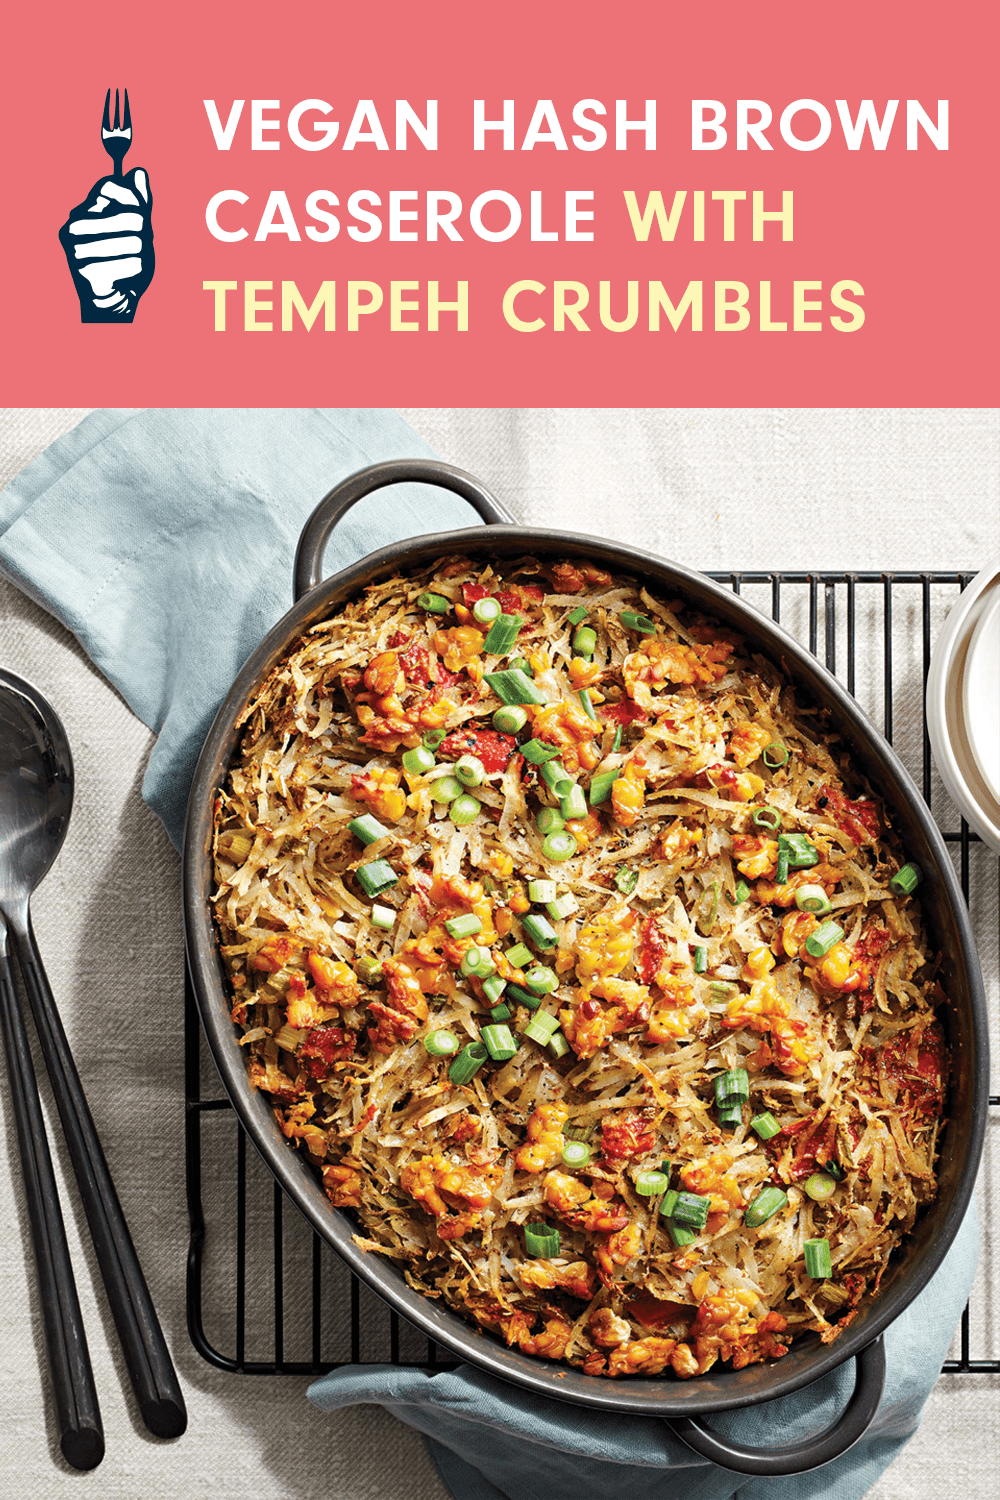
[7,907,187,1441]
[0,923,104,1470]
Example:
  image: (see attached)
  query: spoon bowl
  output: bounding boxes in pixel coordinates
[0,668,74,903]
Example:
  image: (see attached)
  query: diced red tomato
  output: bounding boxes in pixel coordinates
[439,725,517,773]
[601,1109,655,1162]
[462,583,491,605]
[787,1116,838,1180]
[637,915,667,985]
[874,1023,946,1114]
[819,784,879,844]
[300,1027,356,1078]
[603,700,649,727]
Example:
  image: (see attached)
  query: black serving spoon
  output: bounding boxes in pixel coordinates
[0,668,186,1465]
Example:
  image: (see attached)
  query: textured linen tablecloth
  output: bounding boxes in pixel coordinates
[0,408,997,1499]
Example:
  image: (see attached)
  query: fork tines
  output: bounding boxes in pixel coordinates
[102,88,132,138]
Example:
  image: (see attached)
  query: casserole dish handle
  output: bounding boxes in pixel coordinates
[665,1334,886,1476]
[294,458,515,600]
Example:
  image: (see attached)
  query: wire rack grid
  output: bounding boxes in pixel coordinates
[185,570,999,1378]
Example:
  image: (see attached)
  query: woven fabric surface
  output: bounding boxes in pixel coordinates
[0,407,996,1499]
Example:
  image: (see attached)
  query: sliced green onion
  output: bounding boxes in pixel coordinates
[508,656,533,676]
[505,982,541,1011]
[661,1160,674,1178]
[524,1012,560,1044]
[542,832,577,862]
[423,728,447,749]
[356,861,398,897]
[547,1031,570,1060]
[824,1161,846,1181]
[615,865,638,895]
[714,1068,749,1105]
[589,769,620,805]
[733,879,751,904]
[484,668,546,706]
[355,955,384,985]
[804,920,844,958]
[525,966,558,996]
[521,737,562,766]
[635,1170,669,1197]
[449,1041,489,1085]
[621,610,656,634]
[709,981,736,1001]
[535,807,566,835]
[483,613,523,655]
[402,746,436,777]
[481,1023,518,1062]
[432,775,464,804]
[890,862,923,897]
[763,741,789,768]
[751,806,782,831]
[795,885,832,914]
[672,1192,711,1229]
[348,814,389,845]
[666,1223,696,1248]
[804,1238,833,1278]
[804,1173,838,1203]
[717,1102,743,1129]
[776,851,790,885]
[750,1111,780,1141]
[423,1029,460,1057]
[370,904,396,930]
[523,914,558,949]
[546,893,578,921]
[481,974,508,1005]
[560,785,587,822]
[561,1139,592,1167]
[696,880,720,936]
[540,760,575,797]
[460,945,488,976]
[578,689,597,721]
[567,606,588,625]
[611,725,623,752]
[779,832,819,868]
[528,879,558,904]
[659,1189,680,1218]
[455,755,486,787]
[563,1121,595,1142]
[445,913,483,940]
[473,596,501,625]
[505,944,533,969]
[488,1002,512,1022]
[573,626,597,657]
[417,591,450,613]
[693,945,708,974]
[524,1223,560,1257]
[745,1186,788,1227]
[493,705,528,735]
[450,794,482,827]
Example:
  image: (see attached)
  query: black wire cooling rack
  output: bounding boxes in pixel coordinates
[185,571,999,1377]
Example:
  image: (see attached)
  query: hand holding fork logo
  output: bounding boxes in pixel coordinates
[58,90,154,322]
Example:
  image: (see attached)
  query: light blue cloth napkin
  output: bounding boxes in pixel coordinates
[0,408,979,1499]
[0,408,478,845]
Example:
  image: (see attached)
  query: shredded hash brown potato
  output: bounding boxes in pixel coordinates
[212,555,948,1380]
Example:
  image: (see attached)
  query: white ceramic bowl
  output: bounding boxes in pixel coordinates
[926,562,1000,855]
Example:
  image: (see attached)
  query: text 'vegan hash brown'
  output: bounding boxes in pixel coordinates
[211,555,947,1380]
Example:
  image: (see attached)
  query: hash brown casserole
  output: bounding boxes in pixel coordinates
[212,554,947,1380]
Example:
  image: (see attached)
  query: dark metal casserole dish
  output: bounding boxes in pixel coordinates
[183,459,987,1476]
